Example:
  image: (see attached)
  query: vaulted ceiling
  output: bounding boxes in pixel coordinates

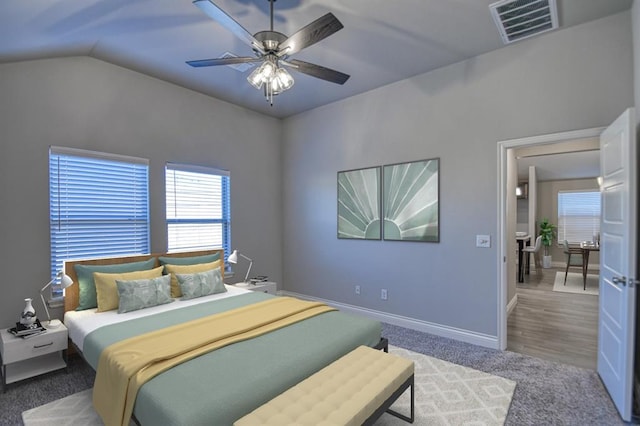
[0,0,632,118]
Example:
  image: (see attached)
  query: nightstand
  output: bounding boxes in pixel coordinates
[0,324,68,392]
[234,281,277,295]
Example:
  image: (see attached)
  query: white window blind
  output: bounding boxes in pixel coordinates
[557,190,601,244]
[166,163,231,261]
[49,147,150,296]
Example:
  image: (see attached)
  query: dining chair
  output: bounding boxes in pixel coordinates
[522,235,542,274]
[562,240,584,285]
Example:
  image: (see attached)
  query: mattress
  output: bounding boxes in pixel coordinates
[65,289,381,425]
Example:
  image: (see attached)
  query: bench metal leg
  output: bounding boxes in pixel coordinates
[374,337,389,352]
[363,374,414,425]
[386,376,414,423]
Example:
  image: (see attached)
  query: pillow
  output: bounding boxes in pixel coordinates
[116,275,172,314]
[74,258,156,311]
[176,267,226,300]
[93,266,164,312]
[158,252,220,266]
[164,260,222,298]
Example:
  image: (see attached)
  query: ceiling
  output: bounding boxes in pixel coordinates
[517,150,600,181]
[0,0,632,118]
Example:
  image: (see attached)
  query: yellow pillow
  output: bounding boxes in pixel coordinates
[93,266,164,312]
[164,260,222,298]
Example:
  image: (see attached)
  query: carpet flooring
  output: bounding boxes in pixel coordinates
[0,322,631,425]
[552,271,599,295]
[21,345,516,426]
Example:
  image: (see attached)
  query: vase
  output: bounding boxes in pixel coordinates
[20,298,37,326]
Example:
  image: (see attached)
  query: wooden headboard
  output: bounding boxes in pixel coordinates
[63,249,224,312]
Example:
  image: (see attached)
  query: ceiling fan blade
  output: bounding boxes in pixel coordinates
[193,0,264,54]
[277,13,343,56]
[285,59,350,85]
[187,57,262,67]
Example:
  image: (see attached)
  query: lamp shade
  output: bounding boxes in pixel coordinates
[60,273,73,289]
[228,249,239,264]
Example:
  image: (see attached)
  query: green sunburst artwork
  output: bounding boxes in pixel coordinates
[337,167,381,240]
[383,158,439,242]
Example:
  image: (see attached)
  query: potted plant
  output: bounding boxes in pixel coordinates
[539,218,557,268]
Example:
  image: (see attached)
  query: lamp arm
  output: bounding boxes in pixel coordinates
[243,260,253,283]
[239,253,253,262]
[40,280,54,324]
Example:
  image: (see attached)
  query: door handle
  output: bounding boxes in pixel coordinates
[612,276,627,286]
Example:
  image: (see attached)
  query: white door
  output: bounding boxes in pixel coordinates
[598,107,637,422]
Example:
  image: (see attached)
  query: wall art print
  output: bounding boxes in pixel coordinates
[337,166,381,240]
[383,158,439,242]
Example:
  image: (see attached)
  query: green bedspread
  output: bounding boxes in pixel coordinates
[84,292,381,425]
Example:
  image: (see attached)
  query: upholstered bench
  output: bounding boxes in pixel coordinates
[234,345,414,425]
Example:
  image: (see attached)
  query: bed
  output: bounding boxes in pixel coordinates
[62,250,382,425]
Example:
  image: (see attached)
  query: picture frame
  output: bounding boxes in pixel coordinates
[383,158,440,242]
[337,166,381,240]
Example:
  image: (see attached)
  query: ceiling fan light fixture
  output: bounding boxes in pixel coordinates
[275,68,294,91]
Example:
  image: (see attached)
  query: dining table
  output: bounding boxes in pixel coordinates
[516,234,531,283]
[579,241,600,289]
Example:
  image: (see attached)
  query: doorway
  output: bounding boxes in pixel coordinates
[496,126,605,354]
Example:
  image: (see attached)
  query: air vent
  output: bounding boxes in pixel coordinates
[490,0,558,44]
[219,52,256,72]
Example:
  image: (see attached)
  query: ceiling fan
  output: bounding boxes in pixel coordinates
[187,0,350,105]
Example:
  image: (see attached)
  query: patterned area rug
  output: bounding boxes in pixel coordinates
[22,346,516,426]
[553,271,599,295]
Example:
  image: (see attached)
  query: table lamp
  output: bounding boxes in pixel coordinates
[40,271,73,328]
[228,249,253,284]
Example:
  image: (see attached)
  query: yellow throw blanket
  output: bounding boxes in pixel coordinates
[92,297,336,426]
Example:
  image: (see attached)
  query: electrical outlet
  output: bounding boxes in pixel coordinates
[381,289,388,300]
[355,285,361,295]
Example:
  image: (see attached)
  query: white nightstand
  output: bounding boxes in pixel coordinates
[0,324,68,392]
[234,281,277,295]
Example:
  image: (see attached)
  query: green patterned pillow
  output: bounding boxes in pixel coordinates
[176,267,226,300]
[116,274,173,314]
[74,258,156,311]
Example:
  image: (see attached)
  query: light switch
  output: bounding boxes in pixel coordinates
[476,235,491,248]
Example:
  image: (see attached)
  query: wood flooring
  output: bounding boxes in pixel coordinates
[507,266,599,370]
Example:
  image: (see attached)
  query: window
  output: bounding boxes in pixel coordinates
[49,147,150,297]
[557,190,601,244]
[165,163,230,261]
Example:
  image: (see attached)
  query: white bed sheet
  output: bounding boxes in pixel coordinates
[64,284,251,352]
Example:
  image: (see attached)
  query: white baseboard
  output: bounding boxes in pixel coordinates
[507,294,518,317]
[280,290,499,350]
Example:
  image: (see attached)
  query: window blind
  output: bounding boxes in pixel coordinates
[557,190,601,244]
[49,147,150,296]
[165,163,231,262]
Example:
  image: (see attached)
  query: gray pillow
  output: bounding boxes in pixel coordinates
[158,252,220,266]
[176,267,226,300]
[116,274,173,313]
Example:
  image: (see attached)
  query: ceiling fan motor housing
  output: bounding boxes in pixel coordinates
[254,31,287,54]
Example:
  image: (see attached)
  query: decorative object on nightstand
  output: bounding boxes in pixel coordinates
[40,271,74,328]
[228,249,253,284]
[20,298,37,326]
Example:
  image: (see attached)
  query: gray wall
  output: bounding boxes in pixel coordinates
[0,57,283,327]
[536,178,601,267]
[634,0,640,123]
[281,12,634,338]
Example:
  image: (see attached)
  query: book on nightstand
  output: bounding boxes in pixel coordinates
[9,319,46,337]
